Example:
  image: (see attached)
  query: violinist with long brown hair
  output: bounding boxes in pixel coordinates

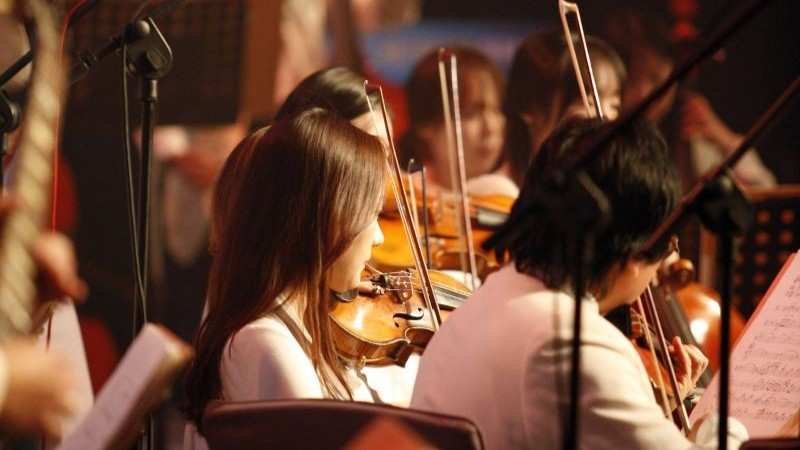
[410,119,748,449]
[183,109,387,449]
[205,66,421,408]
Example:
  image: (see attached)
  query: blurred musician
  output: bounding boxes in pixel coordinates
[502,30,626,186]
[601,10,776,189]
[398,46,516,198]
[0,199,88,439]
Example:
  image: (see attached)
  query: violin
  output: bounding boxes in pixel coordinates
[371,217,500,279]
[330,265,470,366]
[381,181,513,232]
[371,49,514,282]
[372,190,511,278]
[332,82,445,366]
[673,281,746,374]
[623,256,746,419]
[649,257,746,378]
[628,306,683,410]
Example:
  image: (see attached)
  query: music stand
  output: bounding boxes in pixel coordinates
[732,185,800,317]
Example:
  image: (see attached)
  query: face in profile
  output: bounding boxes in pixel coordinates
[564,58,623,121]
[598,258,663,314]
[327,216,384,293]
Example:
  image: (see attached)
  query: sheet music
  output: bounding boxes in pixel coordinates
[691,251,800,438]
[38,301,94,447]
[57,324,189,450]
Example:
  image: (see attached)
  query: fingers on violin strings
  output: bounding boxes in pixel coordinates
[672,336,692,380]
[683,344,709,382]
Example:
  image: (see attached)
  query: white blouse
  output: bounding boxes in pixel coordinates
[184,299,419,450]
[411,265,748,450]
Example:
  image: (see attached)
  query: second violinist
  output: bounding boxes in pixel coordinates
[399,46,516,198]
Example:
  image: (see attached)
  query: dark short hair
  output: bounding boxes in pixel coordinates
[488,119,680,290]
[275,67,376,121]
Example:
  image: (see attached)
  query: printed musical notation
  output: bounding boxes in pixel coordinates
[691,251,800,438]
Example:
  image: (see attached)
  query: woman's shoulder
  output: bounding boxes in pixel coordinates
[467,172,519,198]
[226,314,298,354]
[220,314,324,401]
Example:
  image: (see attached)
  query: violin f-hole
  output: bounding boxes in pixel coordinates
[393,308,425,327]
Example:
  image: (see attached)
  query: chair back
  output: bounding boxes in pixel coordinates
[202,399,484,450]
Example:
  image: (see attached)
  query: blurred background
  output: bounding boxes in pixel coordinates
[1,0,798,448]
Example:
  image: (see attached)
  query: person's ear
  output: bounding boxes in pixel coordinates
[624,258,644,279]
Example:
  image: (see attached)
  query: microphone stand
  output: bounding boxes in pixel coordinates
[124,18,172,327]
[639,76,800,450]
[115,17,173,450]
[557,171,610,450]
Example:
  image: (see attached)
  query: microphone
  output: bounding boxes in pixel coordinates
[0,0,103,89]
[69,17,172,84]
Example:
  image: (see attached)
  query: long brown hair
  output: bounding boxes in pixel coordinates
[503,30,625,185]
[209,67,377,253]
[185,109,386,427]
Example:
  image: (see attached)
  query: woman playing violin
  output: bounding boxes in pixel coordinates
[411,119,748,450]
[398,46,516,198]
[184,110,386,448]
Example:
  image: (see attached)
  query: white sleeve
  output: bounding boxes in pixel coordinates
[466,173,520,198]
[690,138,776,188]
[221,323,324,401]
[526,328,748,450]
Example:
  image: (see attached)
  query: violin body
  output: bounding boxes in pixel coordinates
[674,282,745,373]
[330,269,469,366]
[372,190,512,277]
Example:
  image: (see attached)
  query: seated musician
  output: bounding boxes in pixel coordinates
[398,46,516,198]
[601,10,776,188]
[183,110,387,448]
[410,119,748,449]
[208,66,420,407]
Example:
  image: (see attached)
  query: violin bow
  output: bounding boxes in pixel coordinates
[558,0,604,120]
[558,0,692,432]
[363,82,443,329]
[437,48,479,290]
